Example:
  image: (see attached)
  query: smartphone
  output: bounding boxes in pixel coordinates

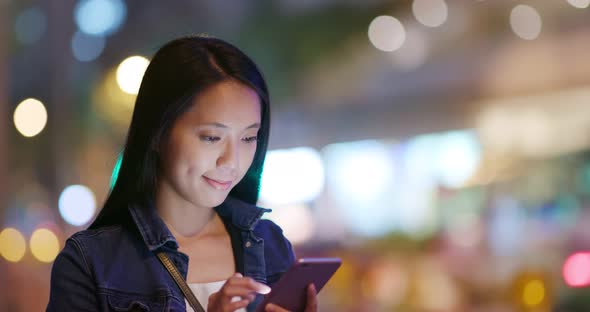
[256,257,342,312]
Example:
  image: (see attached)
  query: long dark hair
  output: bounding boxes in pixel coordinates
[90,35,270,229]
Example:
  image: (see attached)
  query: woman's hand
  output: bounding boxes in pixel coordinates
[264,283,318,312]
[208,273,271,312]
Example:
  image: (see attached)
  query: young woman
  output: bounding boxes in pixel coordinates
[47,35,317,312]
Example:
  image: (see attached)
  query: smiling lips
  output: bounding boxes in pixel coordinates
[203,176,233,191]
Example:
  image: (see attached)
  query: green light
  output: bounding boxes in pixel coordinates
[110,153,123,190]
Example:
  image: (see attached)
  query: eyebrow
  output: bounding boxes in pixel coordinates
[200,122,261,130]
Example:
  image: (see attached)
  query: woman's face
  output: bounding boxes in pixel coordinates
[158,81,261,209]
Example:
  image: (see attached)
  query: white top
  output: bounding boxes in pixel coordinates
[185,280,247,312]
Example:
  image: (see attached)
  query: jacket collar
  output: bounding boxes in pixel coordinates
[127,196,271,252]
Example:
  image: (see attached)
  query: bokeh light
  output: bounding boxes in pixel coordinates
[30,228,60,263]
[567,0,590,9]
[74,0,127,36]
[510,5,542,40]
[58,184,96,226]
[323,140,397,237]
[324,140,394,202]
[563,252,590,288]
[416,260,460,310]
[434,130,481,188]
[368,15,406,52]
[400,130,480,189]
[14,7,47,45]
[522,279,545,307]
[361,259,409,307]
[0,228,27,263]
[259,147,324,206]
[412,0,448,28]
[401,134,439,187]
[263,203,315,245]
[116,55,150,94]
[71,31,106,62]
[13,98,48,138]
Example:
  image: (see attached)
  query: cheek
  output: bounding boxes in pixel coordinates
[239,146,257,172]
[185,148,217,173]
[165,139,212,176]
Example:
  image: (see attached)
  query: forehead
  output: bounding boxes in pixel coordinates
[187,81,261,123]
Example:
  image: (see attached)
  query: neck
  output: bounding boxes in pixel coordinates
[155,181,221,241]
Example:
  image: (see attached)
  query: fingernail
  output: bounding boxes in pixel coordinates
[234,272,243,277]
[257,283,272,295]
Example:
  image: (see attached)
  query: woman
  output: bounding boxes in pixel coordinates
[47,35,317,312]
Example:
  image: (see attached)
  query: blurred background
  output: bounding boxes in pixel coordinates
[2,0,590,311]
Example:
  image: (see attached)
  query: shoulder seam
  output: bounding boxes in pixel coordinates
[68,236,94,279]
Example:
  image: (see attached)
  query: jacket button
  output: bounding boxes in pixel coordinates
[245,241,252,248]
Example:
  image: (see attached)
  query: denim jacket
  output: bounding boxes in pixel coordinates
[46,196,296,312]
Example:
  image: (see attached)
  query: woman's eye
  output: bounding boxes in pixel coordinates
[243,136,258,143]
[200,135,220,142]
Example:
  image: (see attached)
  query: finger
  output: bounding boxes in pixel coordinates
[230,292,256,303]
[220,284,261,299]
[210,290,254,307]
[265,303,291,312]
[223,292,256,303]
[226,272,243,283]
[304,283,318,312]
[224,276,271,295]
[225,298,250,312]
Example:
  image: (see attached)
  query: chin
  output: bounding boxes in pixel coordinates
[199,193,229,208]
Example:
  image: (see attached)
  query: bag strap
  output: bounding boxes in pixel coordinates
[156,252,205,312]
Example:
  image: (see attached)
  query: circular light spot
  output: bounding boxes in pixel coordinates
[260,147,324,206]
[412,0,448,28]
[74,0,126,36]
[0,228,26,262]
[567,0,590,9]
[368,15,406,52]
[510,5,542,40]
[58,184,96,226]
[13,98,48,137]
[116,56,150,95]
[71,31,105,62]
[14,7,46,45]
[563,252,590,287]
[30,228,60,263]
[522,279,545,307]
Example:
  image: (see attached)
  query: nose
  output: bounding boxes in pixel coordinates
[217,139,239,171]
